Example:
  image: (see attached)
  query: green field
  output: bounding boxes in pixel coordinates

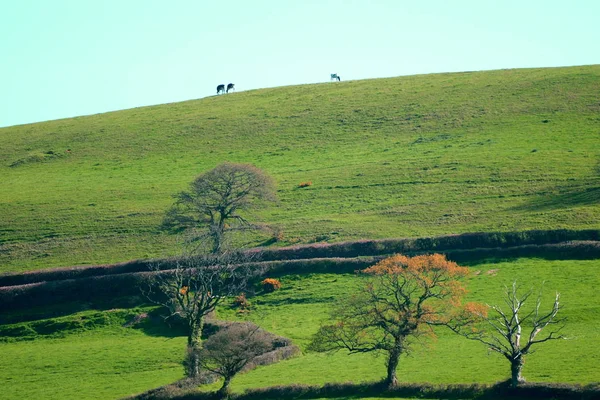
[1,66,599,399]
[0,309,185,400]
[2,259,599,399]
[214,259,600,392]
[1,65,599,272]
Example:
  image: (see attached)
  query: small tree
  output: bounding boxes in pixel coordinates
[309,254,470,387]
[449,281,566,387]
[199,322,274,398]
[144,251,260,378]
[162,162,277,254]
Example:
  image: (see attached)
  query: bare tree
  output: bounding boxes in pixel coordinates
[199,322,274,398]
[162,162,277,254]
[143,251,261,378]
[309,254,471,387]
[449,281,566,387]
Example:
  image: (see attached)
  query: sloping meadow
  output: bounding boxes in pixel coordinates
[1,65,599,399]
[1,66,599,272]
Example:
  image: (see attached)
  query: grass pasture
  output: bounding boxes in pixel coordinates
[2,258,598,399]
[1,65,599,272]
[212,258,600,393]
[1,65,599,399]
[0,309,185,400]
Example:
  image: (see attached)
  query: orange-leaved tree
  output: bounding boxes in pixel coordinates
[309,253,471,387]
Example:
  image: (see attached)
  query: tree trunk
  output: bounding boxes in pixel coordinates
[188,318,204,347]
[210,221,225,254]
[186,344,201,378]
[510,357,525,388]
[186,319,204,378]
[218,376,232,399]
[385,346,401,387]
[211,232,221,254]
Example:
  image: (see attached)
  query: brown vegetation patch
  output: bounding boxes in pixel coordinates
[123,312,149,328]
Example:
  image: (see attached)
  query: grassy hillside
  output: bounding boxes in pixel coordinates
[2,258,599,399]
[1,65,599,272]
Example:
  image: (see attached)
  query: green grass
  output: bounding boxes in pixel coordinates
[1,66,599,399]
[1,65,599,272]
[0,309,186,400]
[212,259,600,393]
[1,258,598,399]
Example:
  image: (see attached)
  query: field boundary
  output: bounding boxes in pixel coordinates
[249,228,600,261]
[131,380,600,400]
[1,240,599,315]
[1,228,598,287]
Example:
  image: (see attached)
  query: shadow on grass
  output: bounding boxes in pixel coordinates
[131,308,189,339]
[251,293,337,307]
[0,302,183,341]
[446,240,600,267]
[510,184,599,212]
[130,380,600,400]
[0,295,149,325]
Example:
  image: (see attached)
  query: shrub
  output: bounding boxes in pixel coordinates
[261,278,281,292]
[233,293,251,311]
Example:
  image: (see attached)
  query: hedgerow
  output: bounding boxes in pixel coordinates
[2,241,600,313]
[2,229,598,287]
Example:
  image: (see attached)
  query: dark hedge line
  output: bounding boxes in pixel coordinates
[0,255,378,289]
[132,380,600,400]
[0,258,176,288]
[0,258,378,312]
[0,272,154,313]
[250,229,600,262]
[2,241,600,313]
[445,240,600,263]
[255,257,380,276]
[2,229,598,287]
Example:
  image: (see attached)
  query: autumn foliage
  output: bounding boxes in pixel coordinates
[364,253,468,276]
[233,293,252,312]
[310,253,474,387]
[261,278,282,292]
[362,253,471,323]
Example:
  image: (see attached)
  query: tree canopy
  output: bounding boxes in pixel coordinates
[199,322,275,397]
[163,162,277,253]
[310,254,471,387]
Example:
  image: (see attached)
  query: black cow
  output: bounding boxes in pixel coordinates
[226,83,235,93]
[217,84,225,94]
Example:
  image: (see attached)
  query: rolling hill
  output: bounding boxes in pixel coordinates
[1,65,599,272]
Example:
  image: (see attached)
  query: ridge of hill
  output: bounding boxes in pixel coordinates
[1,65,599,272]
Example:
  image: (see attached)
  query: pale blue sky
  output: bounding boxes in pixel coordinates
[1,0,598,127]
